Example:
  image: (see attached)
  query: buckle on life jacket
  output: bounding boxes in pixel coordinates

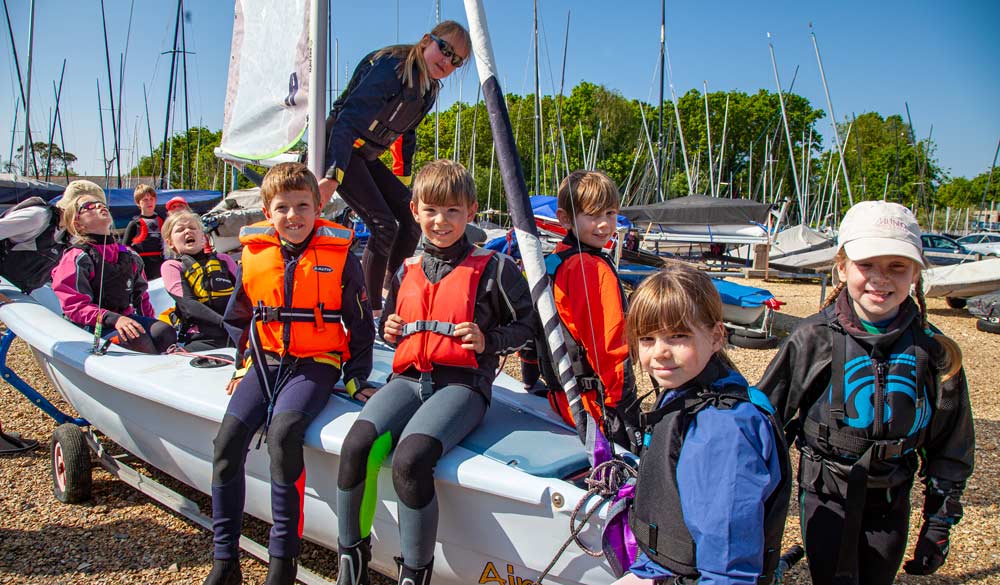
[872,437,908,460]
[254,304,281,323]
[577,376,602,392]
[401,320,456,337]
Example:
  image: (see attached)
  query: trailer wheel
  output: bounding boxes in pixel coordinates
[976,318,1000,335]
[729,332,779,350]
[945,297,967,309]
[50,424,92,504]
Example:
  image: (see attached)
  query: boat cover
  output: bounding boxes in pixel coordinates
[621,194,771,225]
[0,174,64,206]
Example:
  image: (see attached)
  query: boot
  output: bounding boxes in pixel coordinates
[396,556,433,585]
[264,555,298,585]
[336,536,372,585]
[203,558,242,585]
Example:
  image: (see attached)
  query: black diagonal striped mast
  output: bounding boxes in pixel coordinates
[463,0,589,444]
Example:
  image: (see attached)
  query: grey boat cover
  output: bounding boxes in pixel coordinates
[621,194,771,225]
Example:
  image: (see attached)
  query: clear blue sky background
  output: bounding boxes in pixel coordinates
[2,0,998,183]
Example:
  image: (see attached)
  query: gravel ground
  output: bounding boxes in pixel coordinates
[1,277,998,584]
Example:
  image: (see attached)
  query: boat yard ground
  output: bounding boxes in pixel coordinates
[2,277,998,584]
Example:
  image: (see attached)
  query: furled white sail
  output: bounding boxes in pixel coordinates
[217,0,310,163]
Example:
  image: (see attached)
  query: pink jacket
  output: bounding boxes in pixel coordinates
[51,242,154,328]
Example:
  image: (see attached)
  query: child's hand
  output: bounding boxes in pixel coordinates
[382,313,405,343]
[114,315,142,341]
[225,376,241,395]
[454,322,485,353]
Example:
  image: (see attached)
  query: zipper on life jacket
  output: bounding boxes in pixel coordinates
[872,358,888,438]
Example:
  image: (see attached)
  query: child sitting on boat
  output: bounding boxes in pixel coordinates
[51,180,176,355]
[204,162,374,585]
[122,184,165,279]
[615,261,790,584]
[334,160,534,585]
[754,201,974,585]
[160,211,238,351]
[520,170,641,451]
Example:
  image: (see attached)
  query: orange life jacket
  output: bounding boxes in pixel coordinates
[392,247,494,373]
[239,219,354,361]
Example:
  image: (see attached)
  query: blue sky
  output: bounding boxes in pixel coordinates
[2,0,998,183]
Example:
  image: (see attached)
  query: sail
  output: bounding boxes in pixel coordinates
[217,1,310,163]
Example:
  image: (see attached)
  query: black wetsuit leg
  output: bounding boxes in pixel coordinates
[800,480,913,585]
[336,154,420,310]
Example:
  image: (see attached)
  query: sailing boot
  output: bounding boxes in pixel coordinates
[264,555,298,585]
[336,537,372,585]
[202,558,242,585]
[395,556,434,585]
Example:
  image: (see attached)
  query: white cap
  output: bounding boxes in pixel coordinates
[837,201,925,267]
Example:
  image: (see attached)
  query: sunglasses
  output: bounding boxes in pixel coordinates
[78,200,108,213]
[429,34,465,67]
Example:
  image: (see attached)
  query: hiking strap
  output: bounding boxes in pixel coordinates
[399,319,456,338]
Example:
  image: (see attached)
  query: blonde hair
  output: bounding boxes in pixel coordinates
[260,162,321,209]
[626,260,734,370]
[412,159,476,207]
[133,183,157,205]
[161,211,205,258]
[374,20,470,94]
[557,170,621,216]
[61,187,109,243]
[824,249,962,380]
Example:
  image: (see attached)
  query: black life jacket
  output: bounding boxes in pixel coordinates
[329,52,438,161]
[75,242,140,314]
[629,361,792,584]
[176,252,236,333]
[0,197,66,292]
[130,215,164,257]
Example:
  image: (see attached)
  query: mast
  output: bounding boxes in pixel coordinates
[99,0,121,186]
[21,0,35,176]
[768,33,803,214]
[142,84,154,180]
[159,0,182,188]
[2,0,38,175]
[463,0,590,445]
[97,80,109,187]
[703,81,714,196]
[979,137,1000,212]
[180,2,191,188]
[532,0,541,195]
[657,0,665,199]
[307,0,328,180]
[45,60,66,181]
[811,27,853,206]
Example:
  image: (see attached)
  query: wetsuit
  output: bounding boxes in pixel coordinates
[50,235,175,354]
[210,220,374,563]
[755,294,975,585]
[123,213,165,279]
[627,357,790,585]
[336,235,533,569]
[526,232,641,450]
[324,50,439,309]
[160,251,238,351]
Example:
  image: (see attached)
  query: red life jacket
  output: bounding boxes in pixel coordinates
[239,219,354,362]
[131,215,165,256]
[392,248,494,373]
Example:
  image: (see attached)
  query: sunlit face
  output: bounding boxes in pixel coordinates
[637,322,724,390]
[168,218,207,256]
[422,32,468,80]
[74,196,112,235]
[264,190,318,245]
[138,192,157,215]
[556,207,618,249]
[837,255,920,323]
[410,198,477,249]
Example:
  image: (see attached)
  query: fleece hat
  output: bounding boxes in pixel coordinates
[57,180,106,210]
[837,200,926,267]
[165,196,189,212]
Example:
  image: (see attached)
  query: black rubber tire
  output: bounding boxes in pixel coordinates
[946,297,968,309]
[50,424,93,504]
[729,332,780,350]
[976,318,1000,335]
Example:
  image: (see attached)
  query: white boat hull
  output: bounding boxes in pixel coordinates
[1,280,616,584]
[922,258,1000,299]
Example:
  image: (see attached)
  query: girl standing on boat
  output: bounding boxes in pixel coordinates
[50,180,176,355]
[318,21,470,315]
[160,211,238,351]
[755,201,975,585]
[334,160,534,585]
[615,262,790,584]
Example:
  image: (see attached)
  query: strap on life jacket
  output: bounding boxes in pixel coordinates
[399,319,456,338]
